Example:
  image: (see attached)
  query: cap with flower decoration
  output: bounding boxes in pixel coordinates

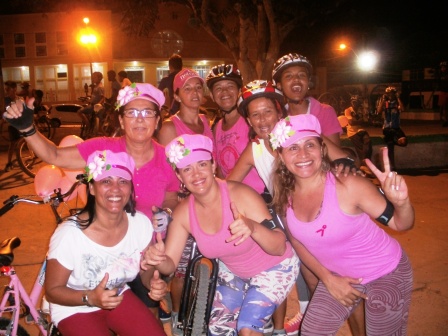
[165,134,213,169]
[269,114,321,150]
[115,83,165,110]
[85,150,135,182]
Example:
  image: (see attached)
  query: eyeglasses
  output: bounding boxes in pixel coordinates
[123,108,158,118]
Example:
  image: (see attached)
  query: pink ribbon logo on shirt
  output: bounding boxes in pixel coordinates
[316,225,327,237]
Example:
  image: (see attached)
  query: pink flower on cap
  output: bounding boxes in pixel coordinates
[165,134,213,169]
[173,68,204,92]
[116,83,165,110]
[85,150,135,181]
[270,114,322,149]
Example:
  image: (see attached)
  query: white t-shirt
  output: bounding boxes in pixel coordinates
[252,138,275,195]
[47,211,152,325]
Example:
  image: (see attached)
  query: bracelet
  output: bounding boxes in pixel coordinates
[82,291,93,307]
[19,125,36,137]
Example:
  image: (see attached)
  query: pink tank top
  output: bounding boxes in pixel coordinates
[214,116,265,193]
[170,113,214,140]
[286,172,402,284]
[189,179,293,279]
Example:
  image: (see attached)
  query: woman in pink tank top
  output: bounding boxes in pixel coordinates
[142,134,300,336]
[270,114,415,336]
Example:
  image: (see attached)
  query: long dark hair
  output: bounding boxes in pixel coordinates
[66,180,137,230]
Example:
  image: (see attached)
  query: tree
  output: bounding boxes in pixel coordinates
[120,0,348,83]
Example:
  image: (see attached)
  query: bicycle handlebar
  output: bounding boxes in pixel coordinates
[0,175,86,218]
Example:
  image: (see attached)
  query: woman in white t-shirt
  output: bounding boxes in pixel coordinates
[45,150,166,336]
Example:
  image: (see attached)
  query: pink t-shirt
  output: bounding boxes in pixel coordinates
[286,172,402,284]
[77,137,179,218]
[214,116,265,194]
[189,179,294,279]
[170,113,216,158]
[308,96,342,137]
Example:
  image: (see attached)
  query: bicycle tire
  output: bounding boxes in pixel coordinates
[35,116,52,139]
[184,262,211,336]
[0,317,30,336]
[16,138,46,178]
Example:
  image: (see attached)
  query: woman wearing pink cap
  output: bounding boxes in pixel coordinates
[270,114,414,335]
[45,150,166,336]
[156,68,215,327]
[143,134,299,336]
[3,83,180,319]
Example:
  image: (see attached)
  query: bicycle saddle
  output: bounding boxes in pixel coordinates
[0,237,21,267]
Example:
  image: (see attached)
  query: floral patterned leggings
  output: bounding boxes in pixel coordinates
[208,253,299,336]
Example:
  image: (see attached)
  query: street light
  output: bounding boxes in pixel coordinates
[78,17,97,93]
[338,43,378,104]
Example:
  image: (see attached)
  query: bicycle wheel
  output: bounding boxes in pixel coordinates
[0,317,30,336]
[317,92,340,115]
[16,138,46,178]
[184,262,212,336]
[35,116,52,139]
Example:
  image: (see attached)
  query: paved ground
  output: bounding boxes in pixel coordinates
[0,122,447,335]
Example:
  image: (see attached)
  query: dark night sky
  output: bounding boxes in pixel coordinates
[281,0,447,83]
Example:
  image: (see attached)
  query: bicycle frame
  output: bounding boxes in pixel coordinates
[0,252,49,336]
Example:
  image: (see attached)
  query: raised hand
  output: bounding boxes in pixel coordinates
[3,98,35,131]
[148,270,168,301]
[365,147,410,206]
[226,202,253,246]
[141,232,166,270]
[90,272,124,309]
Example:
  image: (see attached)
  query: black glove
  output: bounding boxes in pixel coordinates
[5,103,34,131]
[332,157,357,171]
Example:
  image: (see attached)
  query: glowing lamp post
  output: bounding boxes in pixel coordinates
[78,17,97,91]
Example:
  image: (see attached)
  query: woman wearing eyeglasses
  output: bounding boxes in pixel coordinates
[3,82,180,322]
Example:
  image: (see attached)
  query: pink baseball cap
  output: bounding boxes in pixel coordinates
[173,68,204,92]
[116,83,165,110]
[165,134,213,169]
[85,150,135,181]
[270,114,322,150]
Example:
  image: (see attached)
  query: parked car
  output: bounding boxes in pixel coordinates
[46,103,85,126]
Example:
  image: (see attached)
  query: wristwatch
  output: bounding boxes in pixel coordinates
[82,292,93,307]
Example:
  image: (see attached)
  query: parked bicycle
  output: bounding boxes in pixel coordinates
[2,113,55,178]
[176,239,218,336]
[0,176,85,336]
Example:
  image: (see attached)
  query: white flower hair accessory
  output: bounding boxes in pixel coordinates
[269,116,295,150]
[116,83,138,110]
[85,150,111,182]
[166,137,191,169]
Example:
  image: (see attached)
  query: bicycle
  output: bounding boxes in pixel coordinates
[176,239,219,336]
[0,176,85,336]
[76,97,99,140]
[3,114,54,178]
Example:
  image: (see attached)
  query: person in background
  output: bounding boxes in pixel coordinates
[158,53,183,115]
[270,113,414,335]
[3,83,180,324]
[106,70,122,105]
[118,70,132,88]
[377,86,407,171]
[344,95,373,175]
[3,80,21,172]
[436,61,448,127]
[45,150,167,336]
[18,81,31,99]
[76,71,105,133]
[143,133,299,335]
[207,64,266,195]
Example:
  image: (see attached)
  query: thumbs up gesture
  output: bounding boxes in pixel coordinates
[141,232,166,270]
[226,202,254,246]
